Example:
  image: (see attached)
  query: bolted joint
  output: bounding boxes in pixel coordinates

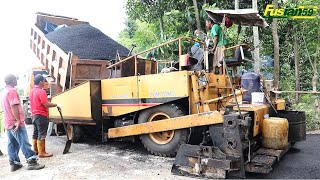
[239,117,252,127]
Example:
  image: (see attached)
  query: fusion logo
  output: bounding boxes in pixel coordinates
[263,4,318,19]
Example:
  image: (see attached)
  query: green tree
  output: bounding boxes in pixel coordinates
[126,0,186,40]
[120,0,320,129]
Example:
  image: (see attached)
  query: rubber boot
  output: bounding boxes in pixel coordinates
[37,139,53,158]
[32,139,38,155]
[27,159,45,170]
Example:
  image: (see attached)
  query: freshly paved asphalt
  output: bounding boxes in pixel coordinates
[247,134,320,179]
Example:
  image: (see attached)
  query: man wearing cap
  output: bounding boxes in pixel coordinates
[206,18,229,73]
[1,74,45,171]
[29,74,57,158]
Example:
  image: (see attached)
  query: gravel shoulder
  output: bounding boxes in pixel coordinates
[307,129,320,134]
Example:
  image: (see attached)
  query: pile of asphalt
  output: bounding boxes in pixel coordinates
[45,24,129,60]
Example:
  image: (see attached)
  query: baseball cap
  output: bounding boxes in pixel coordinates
[34,74,45,84]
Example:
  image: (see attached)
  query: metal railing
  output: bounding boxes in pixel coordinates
[106,36,205,76]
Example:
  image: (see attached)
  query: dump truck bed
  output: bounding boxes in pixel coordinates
[30,13,111,96]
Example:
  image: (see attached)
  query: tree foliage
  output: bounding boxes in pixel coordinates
[119,0,320,129]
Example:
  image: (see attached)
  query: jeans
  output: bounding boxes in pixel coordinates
[32,115,49,140]
[6,126,37,165]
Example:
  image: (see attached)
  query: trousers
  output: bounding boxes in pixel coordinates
[6,126,37,165]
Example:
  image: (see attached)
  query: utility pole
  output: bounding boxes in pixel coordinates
[252,0,260,73]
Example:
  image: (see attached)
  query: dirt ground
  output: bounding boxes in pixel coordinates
[0,125,193,180]
[1,125,319,180]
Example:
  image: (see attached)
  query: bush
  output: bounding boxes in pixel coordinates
[292,94,320,130]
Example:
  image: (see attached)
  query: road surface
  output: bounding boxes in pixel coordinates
[0,125,319,179]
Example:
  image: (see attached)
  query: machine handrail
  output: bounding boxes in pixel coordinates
[106,36,205,75]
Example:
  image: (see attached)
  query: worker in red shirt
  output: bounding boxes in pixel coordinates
[1,74,44,171]
[29,74,57,158]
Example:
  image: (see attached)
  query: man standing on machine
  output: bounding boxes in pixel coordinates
[206,17,232,73]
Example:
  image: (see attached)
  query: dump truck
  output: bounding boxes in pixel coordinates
[29,12,158,138]
[29,10,306,179]
[27,12,131,131]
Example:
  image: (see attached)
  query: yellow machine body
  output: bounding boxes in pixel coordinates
[48,69,283,137]
[100,71,235,117]
[44,36,289,151]
[44,36,277,140]
[49,82,92,120]
[101,71,189,116]
[49,81,101,125]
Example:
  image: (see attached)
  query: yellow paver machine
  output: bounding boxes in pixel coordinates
[48,9,306,178]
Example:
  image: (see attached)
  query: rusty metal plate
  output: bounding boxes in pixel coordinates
[201,158,234,170]
[172,165,226,179]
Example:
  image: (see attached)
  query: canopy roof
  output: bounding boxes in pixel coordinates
[205,9,269,28]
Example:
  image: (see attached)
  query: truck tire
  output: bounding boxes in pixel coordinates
[23,101,32,125]
[138,104,189,157]
[69,124,84,143]
[54,124,64,136]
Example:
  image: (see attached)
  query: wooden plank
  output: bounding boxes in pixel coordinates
[152,60,157,74]
[145,60,151,75]
[251,155,276,165]
[256,144,290,161]
[108,111,224,138]
[279,91,320,94]
[137,59,146,75]
[121,57,135,77]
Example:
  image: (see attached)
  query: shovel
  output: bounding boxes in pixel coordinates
[57,106,72,154]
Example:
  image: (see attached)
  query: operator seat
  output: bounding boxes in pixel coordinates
[223,46,245,66]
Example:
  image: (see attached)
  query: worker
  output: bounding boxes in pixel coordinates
[0,74,45,171]
[206,17,228,73]
[29,74,57,158]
